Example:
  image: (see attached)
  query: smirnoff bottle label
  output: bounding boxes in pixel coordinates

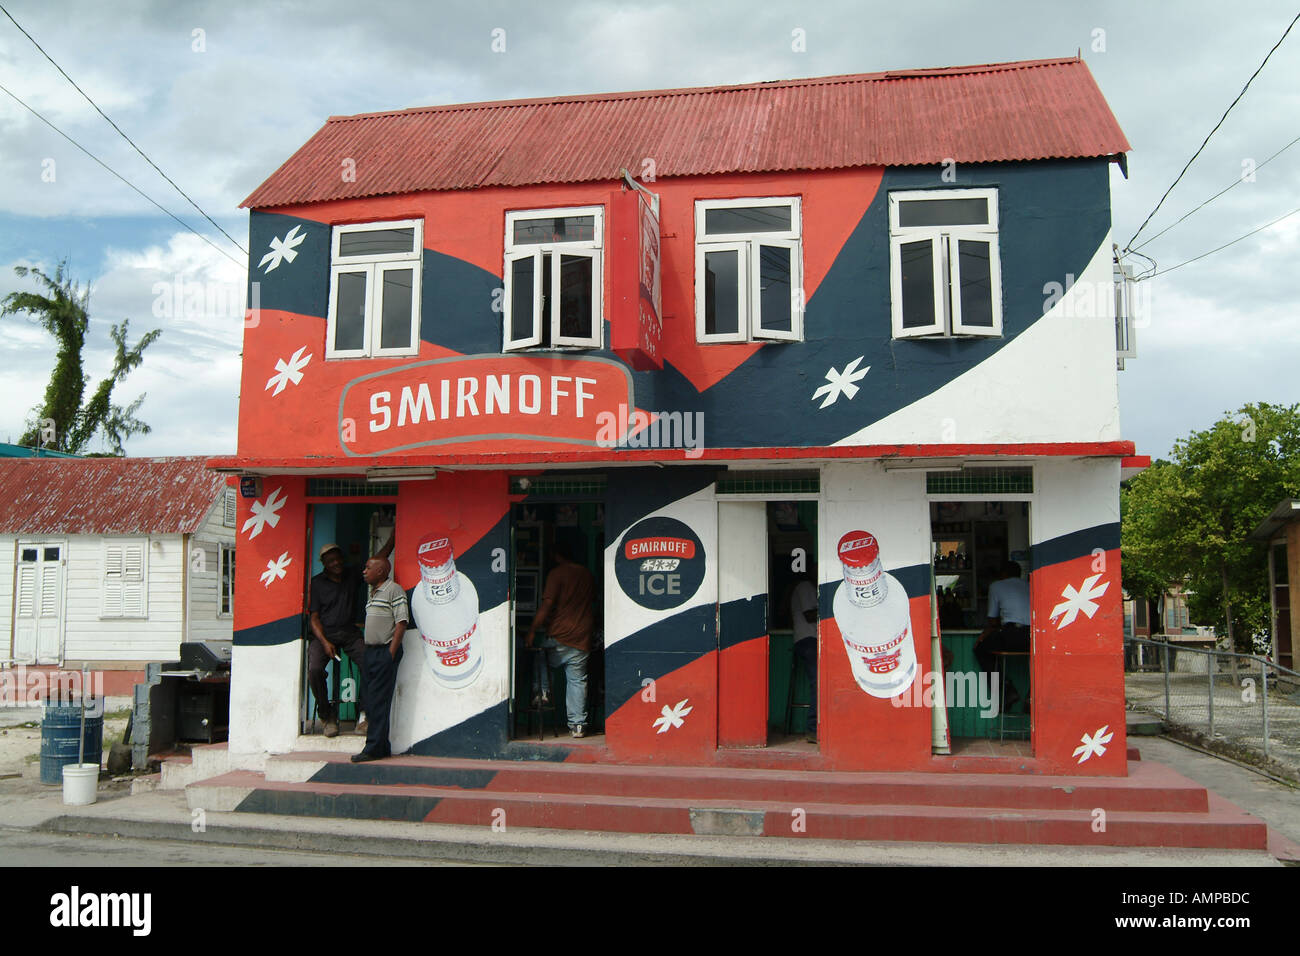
[832,530,918,699]
[412,532,482,688]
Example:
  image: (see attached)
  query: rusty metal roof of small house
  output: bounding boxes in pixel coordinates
[0,456,227,535]
[242,57,1131,209]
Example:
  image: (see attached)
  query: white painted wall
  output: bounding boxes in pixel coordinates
[188,494,237,643]
[229,641,301,760]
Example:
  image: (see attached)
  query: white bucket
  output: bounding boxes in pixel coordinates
[61,763,100,806]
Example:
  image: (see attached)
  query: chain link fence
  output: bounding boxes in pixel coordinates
[1125,636,1300,774]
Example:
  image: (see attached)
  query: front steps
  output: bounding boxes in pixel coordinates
[184,752,1272,850]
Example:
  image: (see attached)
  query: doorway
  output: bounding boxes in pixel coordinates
[12,540,65,664]
[716,499,817,751]
[300,501,396,734]
[509,501,605,740]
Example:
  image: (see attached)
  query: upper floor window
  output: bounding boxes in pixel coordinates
[889,188,1001,339]
[695,197,802,343]
[326,219,423,358]
[503,206,603,351]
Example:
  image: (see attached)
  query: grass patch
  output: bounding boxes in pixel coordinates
[103,707,132,721]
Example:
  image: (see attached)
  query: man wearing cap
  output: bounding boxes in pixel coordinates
[308,534,394,737]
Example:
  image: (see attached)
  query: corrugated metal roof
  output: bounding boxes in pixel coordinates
[243,57,1130,209]
[0,457,227,535]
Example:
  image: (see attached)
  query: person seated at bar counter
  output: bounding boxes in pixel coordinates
[308,533,394,737]
[974,560,1031,709]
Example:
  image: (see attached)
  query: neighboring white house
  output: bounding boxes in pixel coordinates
[0,456,234,693]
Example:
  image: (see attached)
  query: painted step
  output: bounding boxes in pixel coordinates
[186,770,1267,850]
[262,752,1210,813]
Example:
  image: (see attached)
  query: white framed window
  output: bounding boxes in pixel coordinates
[219,543,235,617]
[695,197,803,343]
[503,206,603,351]
[102,539,148,619]
[888,188,1002,339]
[326,218,423,358]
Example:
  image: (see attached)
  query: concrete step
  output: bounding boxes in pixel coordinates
[185,768,1268,849]
[261,751,1210,813]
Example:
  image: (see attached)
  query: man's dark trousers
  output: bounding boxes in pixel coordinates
[307,626,367,722]
[361,642,403,758]
[974,623,1031,687]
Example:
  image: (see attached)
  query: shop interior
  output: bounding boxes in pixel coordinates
[302,501,396,734]
[930,499,1031,745]
[765,500,818,748]
[510,501,606,740]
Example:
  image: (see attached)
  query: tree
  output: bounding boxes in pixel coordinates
[1,260,161,455]
[1122,402,1300,656]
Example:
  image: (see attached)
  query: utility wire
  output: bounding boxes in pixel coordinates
[1148,205,1300,278]
[1132,132,1300,252]
[0,3,248,256]
[0,80,245,268]
[1123,9,1300,252]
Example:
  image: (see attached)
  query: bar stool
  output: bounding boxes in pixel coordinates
[991,650,1030,741]
[524,647,556,741]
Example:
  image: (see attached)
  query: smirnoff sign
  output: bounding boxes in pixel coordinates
[337,354,635,456]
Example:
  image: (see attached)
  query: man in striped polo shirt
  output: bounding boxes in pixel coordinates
[352,556,409,763]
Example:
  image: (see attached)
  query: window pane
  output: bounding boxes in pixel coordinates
[899,240,936,329]
[704,205,791,235]
[379,268,414,349]
[898,197,988,227]
[957,239,994,328]
[21,548,37,562]
[758,244,792,333]
[333,271,367,351]
[338,227,415,257]
[510,256,536,343]
[704,249,740,336]
[43,547,60,561]
[558,254,593,339]
[512,215,595,245]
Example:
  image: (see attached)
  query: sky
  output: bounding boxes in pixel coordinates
[0,0,1297,459]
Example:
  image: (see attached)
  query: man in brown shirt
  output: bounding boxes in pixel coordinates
[527,544,596,737]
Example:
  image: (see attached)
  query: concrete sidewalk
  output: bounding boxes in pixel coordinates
[0,736,1295,866]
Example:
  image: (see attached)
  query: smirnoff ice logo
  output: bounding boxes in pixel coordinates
[615,517,706,610]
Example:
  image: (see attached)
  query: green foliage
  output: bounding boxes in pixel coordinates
[1122,403,1300,651]
[1,260,160,455]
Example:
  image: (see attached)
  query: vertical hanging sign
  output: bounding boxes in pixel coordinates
[609,178,663,370]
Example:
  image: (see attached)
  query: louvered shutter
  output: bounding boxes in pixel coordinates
[16,563,36,618]
[103,543,124,616]
[123,543,146,617]
[223,488,237,527]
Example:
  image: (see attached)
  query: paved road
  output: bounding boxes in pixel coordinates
[0,828,488,866]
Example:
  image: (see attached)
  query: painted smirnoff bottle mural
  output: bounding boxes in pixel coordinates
[833,531,918,698]
[412,532,482,688]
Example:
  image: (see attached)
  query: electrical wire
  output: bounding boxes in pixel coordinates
[1123,9,1300,252]
[0,80,245,268]
[1132,132,1300,252]
[0,2,248,256]
[1147,205,1300,278]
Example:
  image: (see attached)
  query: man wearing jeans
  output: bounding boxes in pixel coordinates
[527,544,596,738]
[351,556,408,763]
[790,569,819,742]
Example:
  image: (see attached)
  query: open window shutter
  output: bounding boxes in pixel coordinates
[103,544,124,616]
[891,235,944,337]
[123,543,146,617]
[950,235,1000,336]
[504,250,543,350]
[223,488,236,527]
[751,239,800,341]
[551,250,600,347]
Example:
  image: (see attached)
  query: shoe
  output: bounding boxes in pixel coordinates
[570,724,586,739]
[355,719,368,736]
[350,749,387,763]
[805,731,818,743]
[529,694,542,708]
[541,692,552,705]
[323,720,339,738]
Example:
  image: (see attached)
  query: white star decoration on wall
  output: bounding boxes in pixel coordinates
[259,225,305,273]
[265,346,312,396]
[241,487,287,540]
[652,699,693,734]
[811,356,869,408]
[1073,725,1114,763]
[260,552,292,587]
[1050,574,1110,629]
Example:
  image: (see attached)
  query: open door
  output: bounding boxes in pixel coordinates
[717,501,768,748]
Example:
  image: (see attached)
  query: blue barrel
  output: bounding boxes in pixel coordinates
[40,703,103,785]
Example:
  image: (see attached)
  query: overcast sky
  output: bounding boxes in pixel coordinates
[1,0,1297,459]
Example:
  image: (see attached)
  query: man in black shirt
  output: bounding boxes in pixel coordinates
[308,535,394,736]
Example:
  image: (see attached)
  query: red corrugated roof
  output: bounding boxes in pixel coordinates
[243,57,1130,209]
[0,457,226,535]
